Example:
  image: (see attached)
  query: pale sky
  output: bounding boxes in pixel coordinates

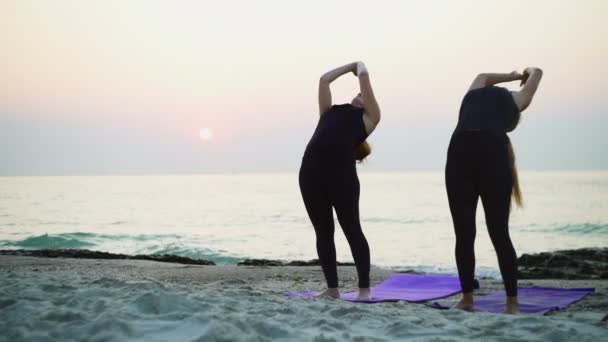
[1,0,607,175]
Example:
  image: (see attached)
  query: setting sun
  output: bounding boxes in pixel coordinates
[199,128,214,141]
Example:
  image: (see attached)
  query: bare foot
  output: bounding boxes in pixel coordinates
[355,288,372,301]
[453,293,474,312]
[505,296,520,315]
[314,288,340,299]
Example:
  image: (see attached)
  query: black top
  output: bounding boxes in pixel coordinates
[455,86,520,135]
[303,104,368,164]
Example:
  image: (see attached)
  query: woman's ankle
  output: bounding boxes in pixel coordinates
[461,292,474,301]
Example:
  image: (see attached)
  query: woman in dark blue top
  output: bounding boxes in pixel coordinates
[300,62,381,301]
[446,68,543,314]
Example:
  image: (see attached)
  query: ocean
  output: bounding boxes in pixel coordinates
[1,171,607,277]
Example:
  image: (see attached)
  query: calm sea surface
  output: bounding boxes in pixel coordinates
[1,172,607,277]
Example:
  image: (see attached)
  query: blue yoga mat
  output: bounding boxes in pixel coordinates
[433,287,595,315]
[288,274,462,303]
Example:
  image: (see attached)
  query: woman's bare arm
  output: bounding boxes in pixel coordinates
[356,62,381,134]
[511,67,543,112]
[318,62,358,114]
[468,71,523,91]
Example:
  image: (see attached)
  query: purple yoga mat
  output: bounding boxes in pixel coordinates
[433,287,595,315]
[288,274,462,303]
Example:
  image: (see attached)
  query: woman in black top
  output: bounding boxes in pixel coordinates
[300,62,381,301]
[446,67,543,314]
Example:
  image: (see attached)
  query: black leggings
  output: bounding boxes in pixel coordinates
[299,162,370,288]
[445,131,518,297]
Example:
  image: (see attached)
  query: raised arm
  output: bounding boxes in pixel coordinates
[511,67,543,112]
[318,62,358,114]
[356,62,381,134]
[468,71,523,91]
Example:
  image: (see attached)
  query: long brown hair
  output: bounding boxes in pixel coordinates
[507,138,523,209]
[356,141,371,162]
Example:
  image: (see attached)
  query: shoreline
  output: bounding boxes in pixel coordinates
[1,247,606,279]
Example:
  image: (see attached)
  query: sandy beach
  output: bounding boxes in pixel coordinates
[1,255,606,341]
